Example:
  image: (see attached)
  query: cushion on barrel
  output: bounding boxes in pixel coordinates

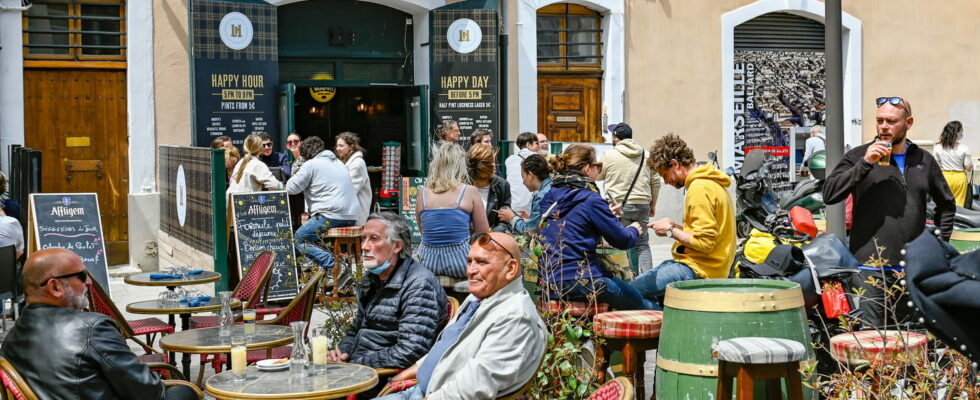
[714,337,806,364]
[593,310,664,339]
[830,330,928,365]
[324,226,363,238]
[539,300,611,317]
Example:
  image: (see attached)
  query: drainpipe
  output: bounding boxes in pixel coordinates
[824,0,845,237]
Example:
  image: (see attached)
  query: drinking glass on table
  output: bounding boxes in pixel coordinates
[311,327,328,373]
[231,330,247,383]
[242,308,256,337]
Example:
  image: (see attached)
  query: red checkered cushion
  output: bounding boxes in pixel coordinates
[830,330,928,365]
[386,379,418,393]
[538,300,610,317]
[593,310,664,339]
[129,318,174,336]
[324,226,363,238]
[137,353,167,364]
[587,378,626,400]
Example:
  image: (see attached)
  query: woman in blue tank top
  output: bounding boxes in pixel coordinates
[414,144,490,278]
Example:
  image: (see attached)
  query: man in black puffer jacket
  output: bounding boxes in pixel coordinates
[330,212,448,398]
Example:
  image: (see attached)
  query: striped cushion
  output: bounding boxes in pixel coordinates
[830,330,928,365]
[714,337,806,364]
[324,226,363,238]
[539,300,610,317]
[593,310,663,339]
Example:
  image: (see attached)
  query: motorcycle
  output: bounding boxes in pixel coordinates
[730,150,779,238]
[779,150,827,213]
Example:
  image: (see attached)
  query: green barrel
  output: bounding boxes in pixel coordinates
[950,228,980,253]
[655,279,817,400]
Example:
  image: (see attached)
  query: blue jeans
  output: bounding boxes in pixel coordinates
[294,215,355,269]
[630,260,699,310]
[375,385,423,400]
[551,276,656,311]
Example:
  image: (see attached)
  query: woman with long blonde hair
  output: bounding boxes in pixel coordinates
[414,143,489,278]
[226,134,282,200]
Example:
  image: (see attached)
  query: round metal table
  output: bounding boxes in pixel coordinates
[124,271,221,287]
[128,298,242,377]
[205,363,378,400]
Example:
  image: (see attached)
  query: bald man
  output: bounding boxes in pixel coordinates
[379,232,547,400]
[0,249,197,400]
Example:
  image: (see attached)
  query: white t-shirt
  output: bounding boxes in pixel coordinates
[0,216,24,253]
[933,142,972,171]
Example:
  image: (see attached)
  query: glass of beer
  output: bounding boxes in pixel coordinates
[878,140,893,166]
[311,327,329,373]
[231,331,247,383]
[242,308,256,337]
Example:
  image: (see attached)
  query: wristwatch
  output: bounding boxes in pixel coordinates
[666,226,675,238]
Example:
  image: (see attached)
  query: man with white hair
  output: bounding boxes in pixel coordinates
[803,125,826,167]
[329,212,448,398]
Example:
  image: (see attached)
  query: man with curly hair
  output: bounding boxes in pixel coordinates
[630,134,736,309]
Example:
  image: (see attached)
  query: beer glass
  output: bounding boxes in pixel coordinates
[878,140,893,166]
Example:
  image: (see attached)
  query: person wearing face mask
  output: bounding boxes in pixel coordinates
[329,212,448,399]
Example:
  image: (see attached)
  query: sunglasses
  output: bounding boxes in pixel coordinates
[40,270,88,287]
[286,140,300,145]
[876,97,904,107]
[262,143,273,148]
[592,162,603,172]
[470,232,518,261]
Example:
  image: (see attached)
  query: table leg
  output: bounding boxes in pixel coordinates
[180,313,191,378]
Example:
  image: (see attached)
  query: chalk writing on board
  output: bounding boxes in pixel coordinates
[231,191,298,300]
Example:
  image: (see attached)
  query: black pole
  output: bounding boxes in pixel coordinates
[825,0,846,237]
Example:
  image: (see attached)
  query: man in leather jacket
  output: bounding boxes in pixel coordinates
[0,248,197,400]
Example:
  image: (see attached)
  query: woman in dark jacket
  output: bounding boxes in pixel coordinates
[468,144,512,232]
[539,144,654,310]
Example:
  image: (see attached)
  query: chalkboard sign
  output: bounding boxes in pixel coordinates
[231,191,298,300]
[400,177,426,244]
[29,193,110,294]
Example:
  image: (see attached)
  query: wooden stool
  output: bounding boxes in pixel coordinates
[593,310,663,400]
[321,226,363,301]
[829,330,928,394]
[714,337,806,400]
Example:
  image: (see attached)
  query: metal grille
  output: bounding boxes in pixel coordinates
[23,0,126,60]
[735,12,825,52]
[344,63,401,81]
[278,61,336,82]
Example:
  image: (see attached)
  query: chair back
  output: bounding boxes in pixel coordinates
[83,272,155,353]
[586,376,633,400]
[446,296,459,325]
[0,358,39,400]
[0,245,17,297]
[233,250,276,309]
[260,270,324,333]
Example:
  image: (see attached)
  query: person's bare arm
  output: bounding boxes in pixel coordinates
[467,186,491,233]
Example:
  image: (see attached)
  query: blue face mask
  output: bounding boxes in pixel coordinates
[367,260,392,275]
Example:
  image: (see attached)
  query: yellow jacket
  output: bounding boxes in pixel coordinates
[673,164,736,279]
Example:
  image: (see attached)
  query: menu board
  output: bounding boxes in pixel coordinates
[29,193,110,293]
[400,177,426,244]
[231,191,298,300]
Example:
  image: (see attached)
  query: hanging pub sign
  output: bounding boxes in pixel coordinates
[192,0,279,148]
[430,7,499,147]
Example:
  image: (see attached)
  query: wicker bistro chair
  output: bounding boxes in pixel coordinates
[0,357,203,400]
[85,272,174,354]
[189,250,276,329]
[587,377,634,400]
[209,270,325,375]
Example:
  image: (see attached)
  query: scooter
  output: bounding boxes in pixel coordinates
[730,150,780,238]
[779,150,827,213]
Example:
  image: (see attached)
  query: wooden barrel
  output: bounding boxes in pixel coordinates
[655,279,817,400]
[950,228,980,253]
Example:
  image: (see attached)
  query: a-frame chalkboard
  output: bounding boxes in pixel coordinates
[231,191,298,300]
[28,193,111,294]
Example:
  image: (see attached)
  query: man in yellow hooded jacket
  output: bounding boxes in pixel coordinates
[629,134,736,309]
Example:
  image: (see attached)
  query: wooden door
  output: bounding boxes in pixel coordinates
[23,69,129,265]
[537,76,602,143]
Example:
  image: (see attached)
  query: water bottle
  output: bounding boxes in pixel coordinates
[218,291,234,337]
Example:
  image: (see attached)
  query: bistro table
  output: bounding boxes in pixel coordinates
[205,363,378,400]
[124,271,222,327]
[130,298,243,377]
[160,325,292,380]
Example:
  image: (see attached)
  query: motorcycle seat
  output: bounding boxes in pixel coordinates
[779,179,821,209]
[955,205,980,226]
[813,266,859,279]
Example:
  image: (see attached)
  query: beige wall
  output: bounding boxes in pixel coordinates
[625,0,980,162]
[154,0,192,147]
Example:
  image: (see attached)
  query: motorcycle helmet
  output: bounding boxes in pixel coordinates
[808,150,827,180]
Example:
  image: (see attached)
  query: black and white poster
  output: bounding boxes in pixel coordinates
[732,50,825,192]
[430,8,499,146]
[192,0,278,148]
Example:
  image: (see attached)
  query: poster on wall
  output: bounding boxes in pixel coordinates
[732,50,825,193]
[192,0,279,148]
[430,7,499,148]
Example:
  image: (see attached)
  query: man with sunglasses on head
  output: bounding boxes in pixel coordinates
[378,232,546,400]
[823,97,956,329]
[257,132,292,179]
[0,248,198,400]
